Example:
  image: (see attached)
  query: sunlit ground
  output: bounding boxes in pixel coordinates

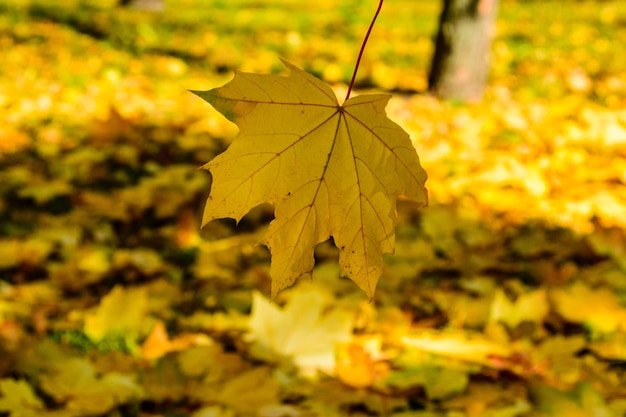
[1,0,626,416]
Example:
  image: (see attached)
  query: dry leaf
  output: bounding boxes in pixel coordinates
[216,367,280,415]
[0,379,45,417]
[489,288,549,328]
[247,288,354,376]
[84,285,149,341]
[140,320,211,360]
[529,383,612,417]
[39,358,141,415]
[335,335,388,389]
[192,60,427,298]
[401,329,512,366]
[551,281,626,334]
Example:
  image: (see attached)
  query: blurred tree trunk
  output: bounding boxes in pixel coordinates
[428,0,499,101]
[118,0,164,11]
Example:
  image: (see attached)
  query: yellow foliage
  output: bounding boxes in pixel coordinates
[0,379,44,417]
[247,287,354,376]
[489,288,549,328]
[140,320,211,360]
[401,329,511,366]
[84,285,149,341]
[551,282,626,335]
[215,367,280,415]
[193,60,428,298]
[335,336,389,389]
[39,358,142,415]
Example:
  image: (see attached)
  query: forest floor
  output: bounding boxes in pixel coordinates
[1,0,626,416]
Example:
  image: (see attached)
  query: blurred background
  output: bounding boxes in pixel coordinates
[1,0,626,416]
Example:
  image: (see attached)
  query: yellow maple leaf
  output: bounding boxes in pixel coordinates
[192,60,428,298]
[551,281,626,334]
[401,329,512,366]
[335,335,389,389]
[140,320,212,360]
[39,359,141,415]
[489,288,549,328]
[84,285,148,341]
[247,288,354,376]
[216,367,280,415]
[0,379,44,417]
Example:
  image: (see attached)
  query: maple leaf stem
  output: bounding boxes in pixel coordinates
[345,0,384,102]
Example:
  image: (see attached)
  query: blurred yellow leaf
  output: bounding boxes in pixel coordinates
[78,191,128,221]
[141,359,189,402]
[217,367,280,415]
[475,155,547,197]
[529,383,611,417]
[84,285,149,341]
[385,363,469,400]
[531,335,586,386]
[589,331,626,361]
[141,320,211,360]
[0,239,54,269]
[0,240,20,269]
[432,289,492,328]
[177,344,246,380]
[421,367,469,400]
[113,248,164,276]
[39,358,141,415]
[175,207,201,249]
[247,288,354,376]
[444,380,532,417]
[489,288,549,328]
[551,282,626,334]
[76,246,111,275]
[586,225,626,270]
[0,379,44,417]
[0,127,31,154]
[90,106,134,146]
[566,68,592,93]
[18,179,73,204]
[191,406,235,417]
[401,329,511,366]
[335,336,388,389]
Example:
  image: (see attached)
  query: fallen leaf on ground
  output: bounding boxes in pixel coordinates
[84,285,149,341]
[489,287,549,328]
[401,329,512,366]
[140,320,211,360]
[0,379,45,417]
[216,366,280,415]
[551,281,626,334]
[247,287,354,376]
[589,331,626,361]
[39,358,141,415]
[386,364,470,400]
[529,383,612,417]
[529,335,586,386]
[335,335,389,388]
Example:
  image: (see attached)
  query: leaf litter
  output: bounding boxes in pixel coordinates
[1,1,626,416]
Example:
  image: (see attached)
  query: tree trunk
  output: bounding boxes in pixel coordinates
[428,0,499,101]
[118,0,164,11]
